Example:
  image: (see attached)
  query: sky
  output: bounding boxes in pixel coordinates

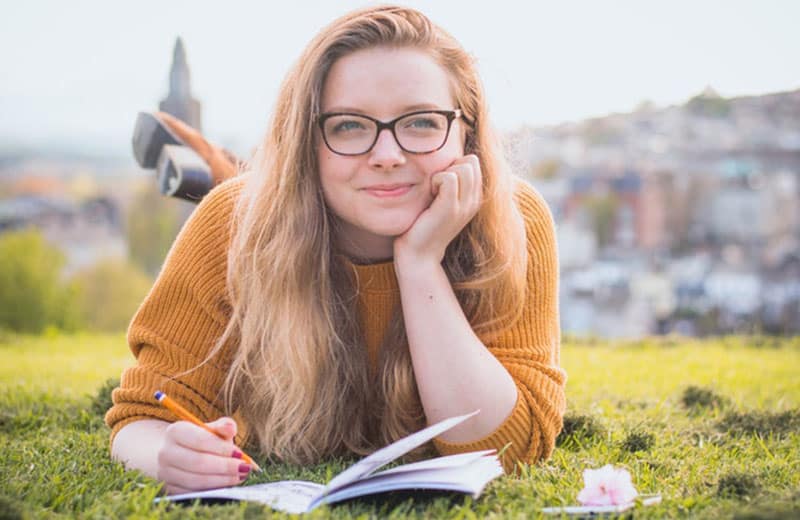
[1,0,799,156]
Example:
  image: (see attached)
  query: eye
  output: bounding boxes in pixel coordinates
[401,114,447,132]
[406,117,437,128]
[331,119,367,134]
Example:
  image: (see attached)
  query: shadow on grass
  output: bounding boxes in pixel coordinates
[732,491,800,519]
[620,428,655,453]
[681,385,729,412]
[556,413,605,449]
[717,471,760,499]
[717,410,800,437]
[89,378,119,418]
[0,494,24,520]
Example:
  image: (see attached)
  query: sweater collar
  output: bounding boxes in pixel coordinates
[346,258,398,293]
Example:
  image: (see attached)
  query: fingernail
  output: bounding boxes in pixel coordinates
[238,463,251,473]
[231,449,243,459]
[239,473,248,481]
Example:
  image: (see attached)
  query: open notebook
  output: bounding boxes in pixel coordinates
[157,411,504,513]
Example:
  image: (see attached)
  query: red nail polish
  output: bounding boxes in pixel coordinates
[231,449,243,459]
[238,463,251,473]
[239,473,248,481]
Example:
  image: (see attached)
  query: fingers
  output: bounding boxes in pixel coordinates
[159,442,248,475]
[395,154,483,262]
[160,463,248,494]
[206,417,238,442]
[431,170,457,198]
[157,419,253,494]
[449,154,482,210]
[164,484,192,496]
[168,420,237,456]
[161,443,251,478]
[431,154,482,214]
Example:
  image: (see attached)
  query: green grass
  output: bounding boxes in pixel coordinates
[1,332,799,518]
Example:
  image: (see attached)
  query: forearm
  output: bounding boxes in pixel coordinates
[395,258,518,443]
[111,419,169,479]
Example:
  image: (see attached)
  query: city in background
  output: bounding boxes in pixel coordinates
[1,2,798,337]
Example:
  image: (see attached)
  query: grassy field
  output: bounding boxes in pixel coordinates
[1,332,799,518]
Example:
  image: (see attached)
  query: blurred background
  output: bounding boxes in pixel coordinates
[1,0,798,336]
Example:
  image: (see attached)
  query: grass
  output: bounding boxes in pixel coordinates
[1,333,799,518]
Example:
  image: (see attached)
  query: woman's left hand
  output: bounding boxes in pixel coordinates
[394,154,482,267]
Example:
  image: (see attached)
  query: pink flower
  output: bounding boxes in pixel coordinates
[577,465,638,506]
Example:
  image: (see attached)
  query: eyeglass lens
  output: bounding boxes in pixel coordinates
[322,112,451,155]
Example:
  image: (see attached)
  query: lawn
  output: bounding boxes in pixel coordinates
[1,332,798,518]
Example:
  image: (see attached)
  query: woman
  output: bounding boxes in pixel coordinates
[108,5,566,495]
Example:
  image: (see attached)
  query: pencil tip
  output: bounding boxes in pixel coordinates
[154,390,164,401]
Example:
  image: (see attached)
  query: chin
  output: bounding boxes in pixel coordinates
[366,220,415,238]
[358,206,422,238]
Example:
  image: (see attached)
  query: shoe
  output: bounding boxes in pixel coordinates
[132,111,185,169]
[156,144,214,202]
[154,111,240,185]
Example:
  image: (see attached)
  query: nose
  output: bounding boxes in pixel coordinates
[367,128,406,170]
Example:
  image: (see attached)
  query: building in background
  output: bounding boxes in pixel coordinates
[2,76,798,337]
[158,37,202,131]
[0,194,126,275]
[519,87,800,336]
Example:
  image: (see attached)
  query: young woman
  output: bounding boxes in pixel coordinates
[108,5,566,494]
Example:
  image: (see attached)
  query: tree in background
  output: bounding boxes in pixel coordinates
[70,259,153,332]
[687,88,731,118]
[0,230,79,333]
[530,158,561,180]
[126,183,187,276]
[586,193,619,250]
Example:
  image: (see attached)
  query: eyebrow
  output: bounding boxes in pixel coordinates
[323,102,445,114]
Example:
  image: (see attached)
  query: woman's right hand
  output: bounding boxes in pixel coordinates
[156,417,251,495]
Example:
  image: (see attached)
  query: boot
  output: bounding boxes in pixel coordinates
[154,111,241,185]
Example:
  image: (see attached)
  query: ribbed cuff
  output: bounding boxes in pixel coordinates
[432,390,531,472]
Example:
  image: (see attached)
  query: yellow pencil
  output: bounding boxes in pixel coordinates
[154,390,262,472]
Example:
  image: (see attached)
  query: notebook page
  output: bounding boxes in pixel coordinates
[322,410,479,494]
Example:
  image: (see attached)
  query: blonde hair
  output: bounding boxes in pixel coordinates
[216,5,527,463]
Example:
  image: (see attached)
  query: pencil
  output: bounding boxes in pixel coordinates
[154,390,262,472]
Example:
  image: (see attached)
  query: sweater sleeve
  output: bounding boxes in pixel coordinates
[432,179,566,472]
[105,178,246,445]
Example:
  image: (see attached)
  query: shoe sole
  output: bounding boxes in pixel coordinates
[157,144,213,202]
[132,111,184,169]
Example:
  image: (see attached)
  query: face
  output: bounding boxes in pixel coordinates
[317,46,464,260]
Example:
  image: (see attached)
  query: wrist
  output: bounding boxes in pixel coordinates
[393,251,445,283]
[393,240,443,270]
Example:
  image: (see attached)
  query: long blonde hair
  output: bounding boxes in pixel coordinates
[216,5,527,464]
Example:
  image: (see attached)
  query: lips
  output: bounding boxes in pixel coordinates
[362,183,414,198]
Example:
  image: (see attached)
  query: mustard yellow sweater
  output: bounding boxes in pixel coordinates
[106,176,566,471]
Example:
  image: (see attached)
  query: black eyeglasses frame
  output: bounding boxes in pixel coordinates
[317,109,463,156]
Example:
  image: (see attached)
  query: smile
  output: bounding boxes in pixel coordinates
[362,184,414,198]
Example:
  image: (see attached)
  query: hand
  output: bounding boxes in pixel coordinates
[394,154,482,267]
[156,417,251,495]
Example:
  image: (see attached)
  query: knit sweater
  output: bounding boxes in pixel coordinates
[106,176,566,471]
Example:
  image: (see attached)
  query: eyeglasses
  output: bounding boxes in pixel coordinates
[318,109,462,156]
